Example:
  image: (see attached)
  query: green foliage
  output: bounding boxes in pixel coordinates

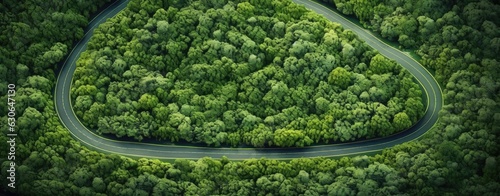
[273,129,313,147]
[2,0,499,195]
[72,0,424,147]
[138,93,159,110]
[369,54,395,74]
[393,112,412,131]
[320,0,500,194]
[328,67,352,89]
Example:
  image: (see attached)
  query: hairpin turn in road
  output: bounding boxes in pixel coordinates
[54,0,442,160]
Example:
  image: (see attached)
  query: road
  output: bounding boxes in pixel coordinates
[54,0,442,160]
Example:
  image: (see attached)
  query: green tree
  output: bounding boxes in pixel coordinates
[138,93,159,110]
[369,54,394,74]
[273,129,313,147]
[328,67,352,89]
[393,112,412,131]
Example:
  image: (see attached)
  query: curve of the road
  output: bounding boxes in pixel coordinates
[54,0,442,160]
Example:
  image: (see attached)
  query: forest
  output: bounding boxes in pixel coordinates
[0,0,499,195]
[71,0,423,147]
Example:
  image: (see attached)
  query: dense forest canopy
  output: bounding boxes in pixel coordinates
[71,0,424,147]
[0,0,498,195]
[323,0,500,82]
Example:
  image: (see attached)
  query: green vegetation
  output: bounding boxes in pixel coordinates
[71,0,423,147]
[0,0,499,195]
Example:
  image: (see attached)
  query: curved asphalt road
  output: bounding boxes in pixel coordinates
[55,0,442,160]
